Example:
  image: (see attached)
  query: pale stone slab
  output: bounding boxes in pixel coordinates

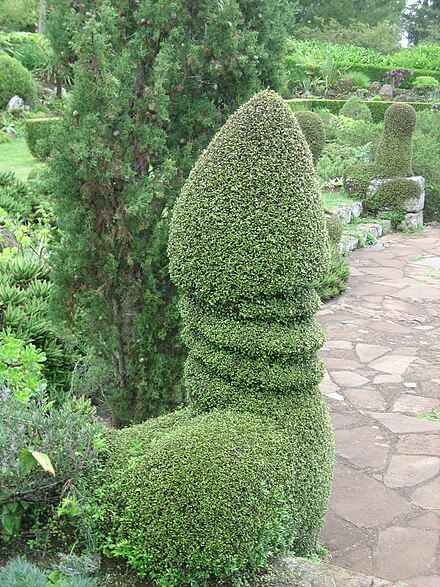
[335,427,389,469]
[331,371,370,388]
[384,455,440,488]
[392,394,440,414]
[332,545,374,578]
[369,354,416,375]
[397,434,440,456]
[408,512,440,530]
[373,374,404,385]
[344,387,386,411]
[407,577,440,587]
[327,392,345,401]
[323,340,353,350]
[331,464,411,528]
[412,476,440,511]
[375,527,439,581]
[320,510,366,551]
[369,413,440,434]
[393,284,440,300]
[356,343,390,363]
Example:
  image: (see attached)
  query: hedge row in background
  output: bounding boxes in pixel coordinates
[337,62,440,88]
[287,99,432,123]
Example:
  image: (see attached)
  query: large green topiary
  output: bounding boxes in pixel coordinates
[0,55,37,109]
[96,91,334,585]
[339,96,373,122]
[374,102,416,178]
[294,110,326,164]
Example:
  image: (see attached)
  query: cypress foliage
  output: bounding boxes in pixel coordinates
[45,0,292,425]
[294,110,326,165]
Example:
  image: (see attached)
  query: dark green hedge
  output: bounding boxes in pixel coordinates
[337,62,440,89]
[287,98,432,123]
[25,118,60,160]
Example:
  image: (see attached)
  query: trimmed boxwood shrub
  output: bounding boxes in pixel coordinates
[96,91,334,586]
[294,110,325,164]
[287,98,431,124]
[0,54,37,109]
[375,103,416,178]
[314,214,349,302]
[364,178,422,213]
[339,96,373,122]
[25,118,60,160]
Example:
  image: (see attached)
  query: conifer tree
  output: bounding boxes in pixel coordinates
[46,0,291,425]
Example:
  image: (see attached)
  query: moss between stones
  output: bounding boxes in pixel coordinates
[294,110,325,165]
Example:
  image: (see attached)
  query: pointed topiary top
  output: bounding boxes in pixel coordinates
[168,90,329,304]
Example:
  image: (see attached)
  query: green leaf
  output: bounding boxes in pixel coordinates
[1,513,15,536]
[19,449,55,476]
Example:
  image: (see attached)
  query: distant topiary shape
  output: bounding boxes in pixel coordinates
[294,110,326,164]
[339,96,372,122]
[0,55,38,109]
[375,103,416,178]
[96,91,334,586]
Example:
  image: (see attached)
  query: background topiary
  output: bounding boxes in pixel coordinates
[339,96,373,122]
[95,91,334,586]
[375,102,416,178]
[294,110,326,164]
[0,54,38,109]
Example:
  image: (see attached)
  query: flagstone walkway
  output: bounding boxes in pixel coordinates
[318,224,440,587]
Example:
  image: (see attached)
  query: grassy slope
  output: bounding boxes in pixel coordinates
[0,138,37,180]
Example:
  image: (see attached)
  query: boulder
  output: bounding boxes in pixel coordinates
[370,82,381,94]
[398,211,424,231]
[379,84,394,100]
[6,95,25,111]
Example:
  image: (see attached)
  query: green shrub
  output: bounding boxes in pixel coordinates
[363,177,422,213]
[413,110,440,222]
[325,214,343,245]
[314,246,349,302]
[375,103,416,178]
[385,43,440,73]
[25,118,60,159]
[0,33,51,72]
[318,144,373,185]
[0,389,103,544]
[343,162,378,197]
[337,62,440,88]
[0,557,47,587]
[339,96,372,122]
[97,91,334,585]
[334,118,382,148]
[0,0,38,33]
[341,70,370,89]
[100,410,294,586]
[412,75,439,93]
[294,110,325,164]
[0,55,38,109]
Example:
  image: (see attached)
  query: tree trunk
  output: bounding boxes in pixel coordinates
[38,0,46,33]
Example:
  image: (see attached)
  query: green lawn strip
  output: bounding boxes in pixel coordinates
[0,138,37,180]
[322,191,355,211]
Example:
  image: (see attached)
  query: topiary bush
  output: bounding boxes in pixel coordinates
[94,91,334,586]
[364,177,422,213]
[339,96,373,122]
[294,110,326,164]
[375,102,416,178]
[25,118,60,160]
[0,55,38,109]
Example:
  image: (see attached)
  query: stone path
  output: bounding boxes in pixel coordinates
[318,224,440,587]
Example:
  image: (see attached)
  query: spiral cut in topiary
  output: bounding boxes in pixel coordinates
[294,110,326,165]
[375,103,416,178]
[339,96,373,122]
[97,91,334,586]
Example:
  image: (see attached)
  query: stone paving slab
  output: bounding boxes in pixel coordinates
[318,224,440,585]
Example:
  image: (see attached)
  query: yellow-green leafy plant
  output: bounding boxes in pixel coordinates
[96,91,334,586]
[339,96,372,122]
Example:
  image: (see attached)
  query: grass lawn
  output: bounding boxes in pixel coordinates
[322,190,355,211]
[0,138,37,181]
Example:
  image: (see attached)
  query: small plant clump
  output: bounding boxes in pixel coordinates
[364,177,422,213]
[339,96,372,122]
[412,75,439,93]
[95,91,334,586]
[294,110,326,164]
[314,215,349,301]
[25,118,60,160]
